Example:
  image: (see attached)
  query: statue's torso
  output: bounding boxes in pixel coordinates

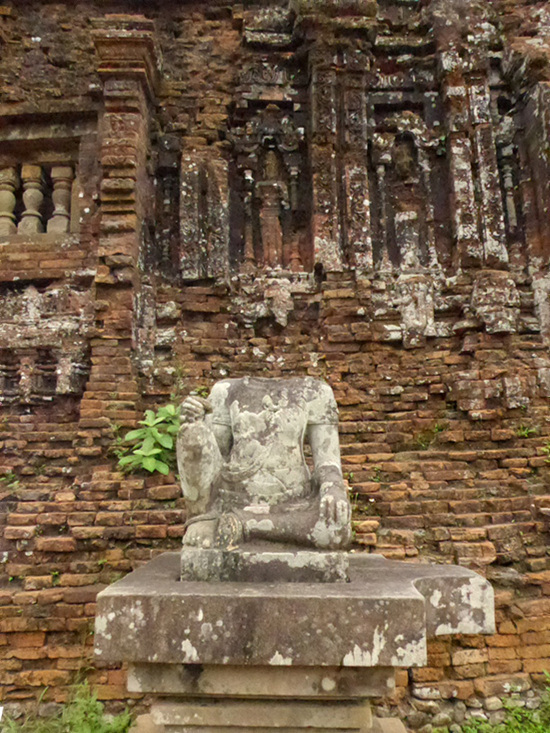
[210,377,337,507]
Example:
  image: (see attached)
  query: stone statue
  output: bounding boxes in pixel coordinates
[176,377,351,551]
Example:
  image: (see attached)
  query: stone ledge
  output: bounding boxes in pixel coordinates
[95,552,494,668]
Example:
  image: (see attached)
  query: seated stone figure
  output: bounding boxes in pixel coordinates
[177,377,351,551]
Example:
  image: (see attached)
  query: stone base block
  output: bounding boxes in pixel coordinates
[132,665,397,733]
[96,552,494,669]
[152,699,372,732]
[130,714,163,733]
[150,703,406,732]
[95,552,493,733]
[128,665,395,699]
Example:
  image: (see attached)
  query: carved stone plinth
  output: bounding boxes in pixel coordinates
[95,552,494,733]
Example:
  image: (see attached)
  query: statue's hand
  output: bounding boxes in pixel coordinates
[319,481,351,527]
[180,395,211,424]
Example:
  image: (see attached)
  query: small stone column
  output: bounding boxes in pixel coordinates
[0,167,19,236]
[18,164,44,234]
[257,182,284,268]
[241,188,256,273]
[47,165,74,233]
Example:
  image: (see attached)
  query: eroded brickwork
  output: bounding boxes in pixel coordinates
[1,0,550,726]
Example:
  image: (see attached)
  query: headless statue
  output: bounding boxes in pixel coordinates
[177,377,351,551]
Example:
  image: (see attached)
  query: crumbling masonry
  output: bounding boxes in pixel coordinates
[1,0,550,725]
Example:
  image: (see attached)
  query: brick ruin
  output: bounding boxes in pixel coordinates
[1,0,550,724]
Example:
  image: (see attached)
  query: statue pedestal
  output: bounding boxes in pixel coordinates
[95,552,495,733]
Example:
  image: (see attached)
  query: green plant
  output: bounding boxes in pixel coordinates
[117,403,180,475]
[517,425,537,438]
[195,385,210,398]
[372,466,382,483]
[414,422,447,450]
[542,443,550,463]
[2,681,133,733]
[0,470,20,490]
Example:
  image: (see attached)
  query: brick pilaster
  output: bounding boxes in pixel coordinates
[77,15,161,456]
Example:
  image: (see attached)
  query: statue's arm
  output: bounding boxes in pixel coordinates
[212,423,232,460]
[307,423,350,525]
[307,422,343,484]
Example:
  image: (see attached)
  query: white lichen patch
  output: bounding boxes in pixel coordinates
[436,577,495,635]
[321,677,336,692]
[429,589,442,608]
[245,519,275,533]
[95,610,116,640]
[269,651,293,665]
[391,638,426,666]
[342,627,387,666]
[180,639,200,662]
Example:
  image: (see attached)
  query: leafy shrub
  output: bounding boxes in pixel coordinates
[462,685,550,732]
[116,404,180,475]
[2,682,133,733]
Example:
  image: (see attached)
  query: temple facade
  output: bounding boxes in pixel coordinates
[1,0,550,725]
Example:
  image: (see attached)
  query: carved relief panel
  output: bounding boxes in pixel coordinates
[369,110,444,272]
[229,101,309,273]
[0,284,92,403]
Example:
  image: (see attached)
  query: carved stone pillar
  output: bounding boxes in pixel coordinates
[257,182,284,268]
[309,37,373,273]
[395,211,420,270]
[180,151,229,280]
[18,165,44,234]
[242,189,256,273]
[500,153,518,235]
[0,167,19,236]
[521,82,550,271]
[343,71,372,271]
[468,79,508,268]
[310,59,343,271]
[18,354,34,403]
[47,166,74,234]
[444,83,484,269]
[437,27,509,271]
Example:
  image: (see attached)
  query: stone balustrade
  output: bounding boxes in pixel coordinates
[0,164,74,236]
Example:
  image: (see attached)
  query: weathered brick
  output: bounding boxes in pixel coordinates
[35,537,77,553]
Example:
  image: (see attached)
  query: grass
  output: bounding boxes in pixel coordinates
[2,683,133,733]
